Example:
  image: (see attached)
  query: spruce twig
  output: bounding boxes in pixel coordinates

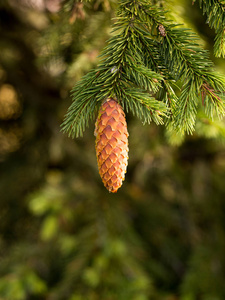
[193,0,225,57]
[61,0,225,138]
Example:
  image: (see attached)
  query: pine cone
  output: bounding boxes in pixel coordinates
[95,98,129,193]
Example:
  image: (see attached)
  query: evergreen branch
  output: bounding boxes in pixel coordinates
[175,75,225,134]
[132,28,178,114]
[201,73,225,119]
[118,86,168,125]
[135,4,215,81]
[62,0,170,137]
[135,4,225,133]
[61,70,101,138]
[158,80,178,126]
[196,0,225,29]
[122,60,162,93]
[214,26,225,58]
[174,79,199,134]
[117,9,177,118]
[194,0,225,57]
[201,83,225,119]
[160,27,212,81]
[62,0,225,138]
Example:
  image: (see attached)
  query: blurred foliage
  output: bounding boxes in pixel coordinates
[0,0,225,299]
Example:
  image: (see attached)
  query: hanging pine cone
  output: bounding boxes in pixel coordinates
[95,98,129,193]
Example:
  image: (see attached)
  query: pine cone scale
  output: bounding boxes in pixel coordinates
[108,137,117,148]
[105,158,112,169]
[95,98,129,193]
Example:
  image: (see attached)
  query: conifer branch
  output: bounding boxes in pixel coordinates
[174,79,199,134]
[119,86,168,125]
[62,0,225,138]
[193,0,225,57]
[134,3,225,134]
[62,0,169,138]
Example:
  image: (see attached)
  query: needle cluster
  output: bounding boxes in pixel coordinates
[62,0,225,138]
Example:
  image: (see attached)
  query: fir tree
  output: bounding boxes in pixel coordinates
[62,0,225,189]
